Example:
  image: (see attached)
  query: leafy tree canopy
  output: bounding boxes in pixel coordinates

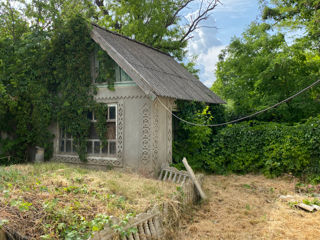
[213,2,320,123]
[262,0,320,50]
[0,0,220,163]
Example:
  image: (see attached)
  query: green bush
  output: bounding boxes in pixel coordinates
[205,115,320,179]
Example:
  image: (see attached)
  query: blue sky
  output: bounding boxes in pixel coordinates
[186,0,261,87]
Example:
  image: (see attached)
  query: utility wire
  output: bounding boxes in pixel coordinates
[157,79,320,127]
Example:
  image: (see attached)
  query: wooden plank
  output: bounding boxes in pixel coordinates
[297,203,315,212]
[312,205,320,211]
[158,170,163,180]
[182,157,207,200]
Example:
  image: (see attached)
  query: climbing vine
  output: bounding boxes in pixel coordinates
[94,103,109,149]
[0,15,113,163]
[95,47,116,90]
[52,16,115,161]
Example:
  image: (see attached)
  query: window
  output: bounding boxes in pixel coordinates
[92,45,132,84]
[59,129,76,153]
[92,47,116,84]
[115,66,133,82]
[59,105,117,157]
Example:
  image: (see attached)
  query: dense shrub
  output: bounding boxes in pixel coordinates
[205,115,320,180]
[173,101,226,171]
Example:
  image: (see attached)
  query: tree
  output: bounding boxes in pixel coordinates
[213,22,320,123]
[15,0,222,60]
[95,0,221,60]
[0,0,222,164]
[262,0,320,51]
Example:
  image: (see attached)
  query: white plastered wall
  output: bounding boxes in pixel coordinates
[51,84,174,177]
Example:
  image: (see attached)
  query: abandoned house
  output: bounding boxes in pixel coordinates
[50,24,225,176]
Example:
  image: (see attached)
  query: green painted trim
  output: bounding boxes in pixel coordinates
[95,81,137,88]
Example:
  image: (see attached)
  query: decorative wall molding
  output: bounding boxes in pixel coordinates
[52,155,122,167]
[116,101,124,164]
[95,95,148,101]
[152,100,159,168]
[166,99,174,164]
[140,103,151,167]
[53,101,125,168]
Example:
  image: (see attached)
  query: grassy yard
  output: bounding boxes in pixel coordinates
[0,163,177,239]
[3,164,320,240]
[177,174,320,240]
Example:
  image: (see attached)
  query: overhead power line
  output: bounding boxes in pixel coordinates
[157,79,320,127]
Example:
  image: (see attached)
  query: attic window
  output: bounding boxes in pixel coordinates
[115,66,133,82]
[92,47,116,84]
[92,45,133,84]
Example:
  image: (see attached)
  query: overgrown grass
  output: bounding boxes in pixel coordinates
[0,163,177,239]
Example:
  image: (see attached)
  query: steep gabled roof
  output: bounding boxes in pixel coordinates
[91,24,225,104]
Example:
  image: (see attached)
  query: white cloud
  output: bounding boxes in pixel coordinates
[198,45,226,87]
[186,22,225,88]
[188,26,222,55]
[184,0,258,87]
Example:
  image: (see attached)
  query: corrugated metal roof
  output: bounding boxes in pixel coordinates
[91,24,225,104]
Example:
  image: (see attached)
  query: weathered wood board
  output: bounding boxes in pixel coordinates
[182,157,207,200]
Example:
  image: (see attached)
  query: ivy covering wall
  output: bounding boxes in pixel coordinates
[0,15,112,163]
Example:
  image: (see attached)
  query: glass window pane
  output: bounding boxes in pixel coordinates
[60,140,65,152]
[66,140,72,152]
[87,111,93,120]
[94,141,100,154]
[87,141,93,154]
[89,123,98,139]
[72,141,76,153]
[66,131,72,139]
[109,106,116,120]
[102,142,108,154]
[115,65,121,82]
[96,50,115,83]
[107,122,116,140]
[61,128,65,138]
[120,69,132,82]
[109,141,116,155]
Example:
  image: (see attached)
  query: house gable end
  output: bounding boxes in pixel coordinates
[91,28,155,100]
[91,24,225,104]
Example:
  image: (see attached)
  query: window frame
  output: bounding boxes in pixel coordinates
[59,129,76,153]
[59,104,117,157]
[91,47,133,84]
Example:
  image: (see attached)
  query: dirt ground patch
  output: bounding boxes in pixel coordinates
[177,174,320,240]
